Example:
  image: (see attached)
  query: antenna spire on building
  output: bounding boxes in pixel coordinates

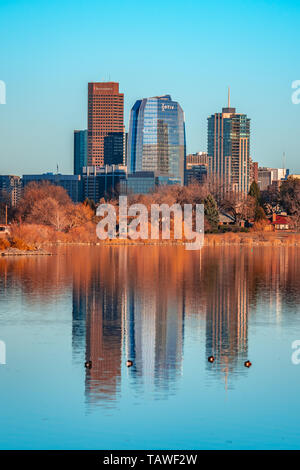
[282,152,286,171]
[228,86,230,108]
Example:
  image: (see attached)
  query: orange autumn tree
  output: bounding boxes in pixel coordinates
[17,182,93,232]
[17,181,71,220]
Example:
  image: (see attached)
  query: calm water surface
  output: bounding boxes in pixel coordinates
[0,246,300,449]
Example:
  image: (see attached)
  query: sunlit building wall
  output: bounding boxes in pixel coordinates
[88,82,124,167]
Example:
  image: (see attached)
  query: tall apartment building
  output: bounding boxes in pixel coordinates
[74,130,87,175]
[87,82,124,167]
[0,175,22,207]
[207,92,250,194]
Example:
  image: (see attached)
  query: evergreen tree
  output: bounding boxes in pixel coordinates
[249,181,267,221]
[249,181,261,205]
[204,194,219,231]
[255,205,267,221]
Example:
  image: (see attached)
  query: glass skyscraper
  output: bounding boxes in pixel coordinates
[207,94,250,194]
[74,129,87,175]
[127,95,186,185]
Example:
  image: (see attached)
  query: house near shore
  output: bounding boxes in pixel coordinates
[269,213,291,231]
[218,213,235,226]
[218,212,250,228]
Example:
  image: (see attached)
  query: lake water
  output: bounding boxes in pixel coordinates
[0,245,300,450]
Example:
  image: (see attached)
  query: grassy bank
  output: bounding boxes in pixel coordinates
[0,236,52,255]
[2,223,300,252]
[204,232,300,246]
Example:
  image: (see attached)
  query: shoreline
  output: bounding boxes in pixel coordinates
[0,248,52,256]
[45,231,300,248]
[1,232,300,255]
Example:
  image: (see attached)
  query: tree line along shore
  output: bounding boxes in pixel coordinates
[0,177,300,253]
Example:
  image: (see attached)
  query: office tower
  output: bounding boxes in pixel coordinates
[185,165,208,186]
[87,82,124,167]
[81,165,126,202]
[74,130,87,175]
[258,167,289,191]
[120,171,157,195]
[127,95,186,185]
[22,174,83,202]
[257,168,272,190]
[207,90,250,194]
[124,131,128,166]
[104,130,125,166]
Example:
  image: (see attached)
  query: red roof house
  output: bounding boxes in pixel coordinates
[270,213,291,230]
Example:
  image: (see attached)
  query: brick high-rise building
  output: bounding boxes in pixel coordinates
[87,82,124,167]
[249,158,258,184]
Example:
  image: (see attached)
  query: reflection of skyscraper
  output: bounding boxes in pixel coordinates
[72,263,185,405]
[123,286,184,394]
[72,269,123,405]
[205,256,249,380]
[72,284,87,360]
[85,283,123,403]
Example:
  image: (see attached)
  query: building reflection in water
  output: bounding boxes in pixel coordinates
[3,245,300,407]
[123,287,184,395]
[72,251,124,406]
[5,244,293,406]
[70,246,253,406]
[72,248,185,405]
[205,253,249,384]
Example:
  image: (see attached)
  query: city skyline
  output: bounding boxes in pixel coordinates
[0,78,292,205]
[0,1,299,176]
[0,80,297,177]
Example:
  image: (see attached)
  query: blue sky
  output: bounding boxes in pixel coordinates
[0,0,299,175]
